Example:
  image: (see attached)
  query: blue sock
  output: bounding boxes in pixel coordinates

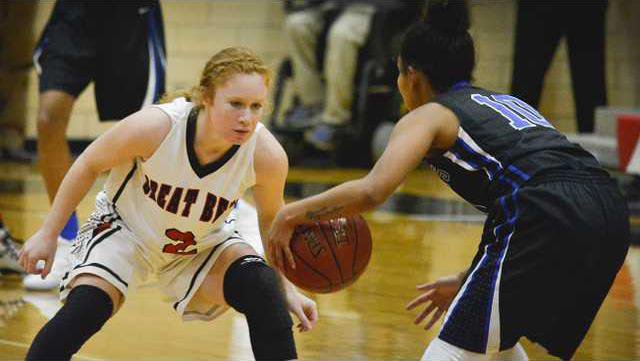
[60,212,78,242]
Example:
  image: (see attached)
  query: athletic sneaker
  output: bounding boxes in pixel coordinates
[304,122,345,151]
[0,221,23,275]
[23,213,77,291]
[283,104,321,129]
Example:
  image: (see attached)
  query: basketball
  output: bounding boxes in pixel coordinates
[283,214,372,293]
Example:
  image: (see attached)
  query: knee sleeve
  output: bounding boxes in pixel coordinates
[223,255,296,360]
[26,285,113,361]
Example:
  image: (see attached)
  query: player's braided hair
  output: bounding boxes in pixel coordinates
[160,47,270,106]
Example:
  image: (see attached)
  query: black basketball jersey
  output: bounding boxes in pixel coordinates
[427,83,604,212]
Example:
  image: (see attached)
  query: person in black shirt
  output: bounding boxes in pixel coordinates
[268,1,629,360]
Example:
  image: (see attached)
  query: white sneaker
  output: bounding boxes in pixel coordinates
[0,225,23,275]
[23,238,72,291]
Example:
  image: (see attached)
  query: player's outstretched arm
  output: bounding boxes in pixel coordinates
[268,103,459,271]
[19,107,172,277]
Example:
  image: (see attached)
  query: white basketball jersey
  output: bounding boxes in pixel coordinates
[103,97,261,262]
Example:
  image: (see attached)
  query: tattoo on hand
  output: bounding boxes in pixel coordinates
[306,206,344,221]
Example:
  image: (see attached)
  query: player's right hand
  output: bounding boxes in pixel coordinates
[18,228,58,278]
[405,274,463,330]
[267,207,296,271]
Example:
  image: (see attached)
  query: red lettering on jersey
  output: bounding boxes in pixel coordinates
[166,187,183,214]
[157,183,172,209]
[162,228,197,255]
[143,175,150,195]
[199,193,218,222]
[148,180,158,201]
[181,189,199,217]
[212,197,230,223]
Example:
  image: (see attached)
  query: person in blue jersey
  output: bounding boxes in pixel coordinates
[267,1,630,360]
[26,0,167,291]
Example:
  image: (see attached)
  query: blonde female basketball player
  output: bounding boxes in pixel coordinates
[268,1,629,360]
[19,47,317,361]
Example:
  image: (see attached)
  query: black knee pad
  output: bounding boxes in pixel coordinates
[26,285,113,361]
[223,255,293,329]
[223,255,296,360]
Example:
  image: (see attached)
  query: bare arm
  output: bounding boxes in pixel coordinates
[284,103,457,222]
[252,128,318,331]
[19,107,172,275]
[252,128,289,261]
[267,103,459,270]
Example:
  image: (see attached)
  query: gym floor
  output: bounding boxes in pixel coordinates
[1,161,639,360]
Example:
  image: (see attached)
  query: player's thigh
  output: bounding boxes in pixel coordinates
[36,90,76,129]
[194,242,258,306]
[69,274,124,315]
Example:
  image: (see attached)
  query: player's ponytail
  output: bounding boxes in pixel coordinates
[400,0,475,93]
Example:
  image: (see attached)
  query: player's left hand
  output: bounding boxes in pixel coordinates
[285,289,318,332]
[405,274,462,330]
[267,208,296,271]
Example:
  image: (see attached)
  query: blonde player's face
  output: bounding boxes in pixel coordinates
[208,73,268,144]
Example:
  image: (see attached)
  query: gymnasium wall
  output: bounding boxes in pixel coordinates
[18,0,640,143]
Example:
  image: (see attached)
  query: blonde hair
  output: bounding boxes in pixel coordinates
[160,47,271,107]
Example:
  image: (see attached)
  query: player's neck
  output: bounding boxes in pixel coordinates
[193,109,234,164]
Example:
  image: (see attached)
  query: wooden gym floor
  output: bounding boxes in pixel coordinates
[1,161,638,360]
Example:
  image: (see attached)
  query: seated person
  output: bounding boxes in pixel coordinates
[283,0,420,151]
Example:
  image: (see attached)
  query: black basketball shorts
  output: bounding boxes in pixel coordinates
[33,0,166,121]
[437,170,630,360]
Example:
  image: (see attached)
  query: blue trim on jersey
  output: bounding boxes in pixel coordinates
[483,190,518,350]
[450,81,471,92]
[440,187,520,353]
[458,141,500,176]
[440,133,526,353]
[452,137,530,186]
[507,164,530,182]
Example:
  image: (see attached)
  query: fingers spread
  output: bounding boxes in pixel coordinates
[414,302,436,325]
[406,289,435,310]
[424,308,445,330]
[416,282,438,291]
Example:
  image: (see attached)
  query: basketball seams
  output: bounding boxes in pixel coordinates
[292,252,333,293]
[284,215,372,293]
[350,216,359,282]
[320,221,345,286]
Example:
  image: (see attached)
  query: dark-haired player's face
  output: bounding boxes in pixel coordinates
[397,57,432,111]
[207,73,268,145]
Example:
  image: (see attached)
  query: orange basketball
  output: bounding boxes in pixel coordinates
[283,214,372,293]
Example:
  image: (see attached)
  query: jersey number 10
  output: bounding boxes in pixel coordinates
[471,94,554,130]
